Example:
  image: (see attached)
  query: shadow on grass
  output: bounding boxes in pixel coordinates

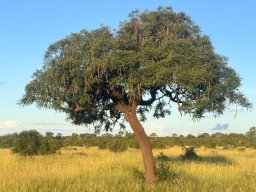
[155,154,232,165]
[200,155,232,165]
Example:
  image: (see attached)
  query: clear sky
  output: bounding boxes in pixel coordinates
[0,0,255,136]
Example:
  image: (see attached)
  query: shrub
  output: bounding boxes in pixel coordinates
[156,162,177,181]
[12,130,41,156]
[108,139,128,152]
[155,152,177,181]
[39,137,61,155]
[151,139,166,149]
[98,139,108,149]
[156,152,177,181]
[155,152,170,161]
[131,168,144,181]
[0,133,18,148]
[237,147,246,152]
[12,130,61,156]
[128,139,140,149]
[180,147,202,161]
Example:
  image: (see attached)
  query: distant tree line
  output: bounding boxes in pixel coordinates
[0,126,255,156]
[7,130,62,156]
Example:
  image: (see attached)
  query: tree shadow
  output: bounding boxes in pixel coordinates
[156,154,232,165]
[200,155,232,165]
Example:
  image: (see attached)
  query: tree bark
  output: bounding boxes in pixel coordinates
[117,103,156,183]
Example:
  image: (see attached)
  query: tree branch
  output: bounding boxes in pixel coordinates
[165,89,183,103]
[138,88,158,106]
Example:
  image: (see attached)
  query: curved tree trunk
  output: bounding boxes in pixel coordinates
[122,105,156,183]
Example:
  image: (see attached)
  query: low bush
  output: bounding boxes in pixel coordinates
[156,161,177,181]
[151,139,166,149]
[155,152,170,162]
[12,130,41,156]
[237,147,246,152]
[180,147,202,161]
[131,168,144,181]
[39,137,61,155]
[98,140,108,149]
[108,139,128,152]
[155,152,177,181]
[12,130,61,156]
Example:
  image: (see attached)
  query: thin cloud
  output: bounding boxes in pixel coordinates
[0,120,20,128]
[32,122,66,126]
[211,123,229,130]
[149,123,166,132]
[0,81,4,85]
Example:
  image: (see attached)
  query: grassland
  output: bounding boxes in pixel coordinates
[0,147,255,192]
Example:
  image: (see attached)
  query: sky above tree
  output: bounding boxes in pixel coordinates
[0,0,255,136]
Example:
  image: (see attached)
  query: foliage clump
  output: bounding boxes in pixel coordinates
[19,7,251,133]
[12,130,61,156]
[155,152,170,161]
[156,162,177,181]
[151,139,166,149]
[108,139,128,152]
[180,147,202,161]
[132,152,177,182]
[155,152,177,181]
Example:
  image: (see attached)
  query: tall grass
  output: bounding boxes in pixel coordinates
[0,147,255,192]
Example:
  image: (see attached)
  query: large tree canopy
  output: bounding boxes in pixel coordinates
[20,7,251,183]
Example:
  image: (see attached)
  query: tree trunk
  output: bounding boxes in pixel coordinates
[124,107,156,183]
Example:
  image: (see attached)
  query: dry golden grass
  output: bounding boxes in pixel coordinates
[0,146,255,192]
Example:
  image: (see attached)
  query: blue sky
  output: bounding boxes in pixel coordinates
[0,0,255,136]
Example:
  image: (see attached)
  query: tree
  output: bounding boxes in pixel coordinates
[12,130,61,156]
[245,126,256,147]
[19,7,251,183]
[149,133,158,137]
[12,130,41,156]
[246,126,256,138]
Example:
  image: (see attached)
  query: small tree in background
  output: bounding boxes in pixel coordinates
[245,126,256,138]
[180,147,202,161]
[12,130,61,156]
[12,130,41,156]
[245,126,256,147]
[39,132,62,155]
[19,7,251,183]
[108,139,128,152]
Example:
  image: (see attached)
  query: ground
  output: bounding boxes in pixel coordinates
[0,146,255,192]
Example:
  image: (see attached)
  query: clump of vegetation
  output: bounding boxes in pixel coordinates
[156,162,177,181]
[131,168,145,181]
[155,152,177,181]
[12,130,61,156]
[237,147,246,152]
[151,139,166,149]
[180,147,202,161]
[132,152,177,182]
[97,140,108,150]
[108,139,128,152]
[155,152,170,162]
[39,136,62,155]
[12,130,41,156]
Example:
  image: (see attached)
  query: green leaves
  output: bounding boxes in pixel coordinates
[153,101,171,119]
[12,130,61,156]
[20,7,251,128]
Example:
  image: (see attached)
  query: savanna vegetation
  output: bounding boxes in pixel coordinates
[0,127,255,191]
[0,146,255,192]
[1,127,256,151]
